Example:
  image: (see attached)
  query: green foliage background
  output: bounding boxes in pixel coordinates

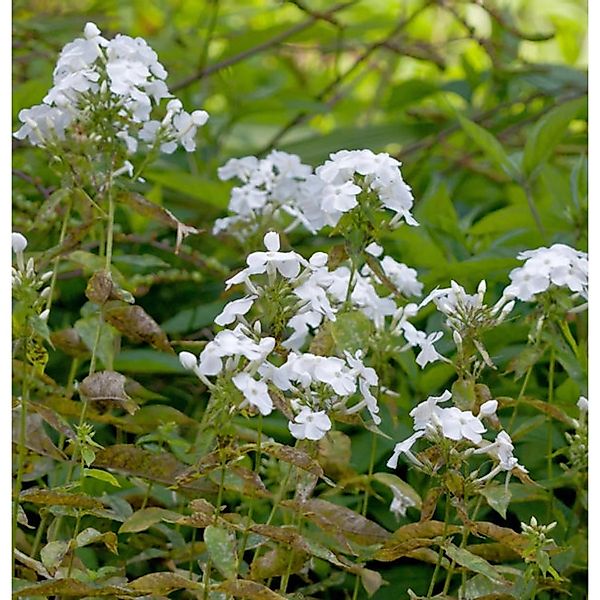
[12,0,587,598]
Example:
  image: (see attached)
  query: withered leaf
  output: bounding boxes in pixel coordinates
[50,327,90,358]
[119,507,182,534]
[103,302,173,353]
[261,442,324,478]
[466,542,521,563]
[209,465,271,498]
[93,444,215,493]
[176,447,243,485]
[284,499,390,546]
[79,370,139,415]
[471,521,527,554]
[12,578,129,597]
[217,579,287,599]
[375,520,461,562]
[121,192,200,254]
[318,431,353,479]
[20,488,103,510]
[128,572,202,594]
[86,270,114,304]
[250,546,308,580]
[75,527,118,554]
[12,409,66,460]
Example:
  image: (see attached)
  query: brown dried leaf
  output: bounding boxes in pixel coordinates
[86,270,114,304]
[466,542,521,563]
[29,401,76,440]
[420,486,443,522]
[210,465,271,498]
[261,442,324,478]
[128,572,202,594]
[12,578,129,597]
[12,410,66,460]
[94,444,215,493]
[50,328,90,358]
[471,521,527,554]
[20,488,103,509]
[103,302,173,353]
[318,431,353,479]
[79,371,139,415]
[176,447,243,484]
[375,520,461,562]
[121,192,200,253]
[217,579,287,599]
[250,546,308,580]
[285,499,390,546]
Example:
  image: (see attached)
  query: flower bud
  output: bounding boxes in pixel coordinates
[40,271,54,282]
[12,232,28,253]
[40,286,52,299]
[452,330,463,350]
[178,351,197,371]
[39,308,50,321]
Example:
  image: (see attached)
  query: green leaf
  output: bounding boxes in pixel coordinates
[444,542,506,584]
[113,348,184,374]
[457,115,519,180]
[83,468,121,488]
[522,97,586,176]
[161,300,225,334]
[204,525,238,580]
[330,311,373,355]
[479,484,512,519]
[75,527,118,554]
[144,171,229,208]
[40,540,69,572]
[119,507,182,533]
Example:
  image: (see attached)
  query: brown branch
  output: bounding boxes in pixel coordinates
[260,0,437,153]
[171,1,357,92]
[12,169,53,199]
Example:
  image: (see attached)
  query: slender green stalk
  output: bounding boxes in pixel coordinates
[352,432,378,600]
[427,495,451,598]
[12,365,31,575]
[45,198,72,313]
[105,176,115,271]
[30,511,48,559]
[508,364,534,434]
[546,349,555,519]
[560,320,580,360]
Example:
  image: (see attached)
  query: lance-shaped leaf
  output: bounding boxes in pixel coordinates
[119,507,182,534]
[318,431,353,479]
[205,525,238,580]
[209,465,271,498]
[479,484,512,519]
[471,521,527,555]
[120,192,200,253]
[466,542,521,563]
[444,542,507,584]
[79,370,139,415]
[40,540,70,573]
[12,410,66,460]
[103,301,173,353]
[20,488,104,509]
[128,572,203,594]
[217,579,288,599]
[176,446,245,484]
[283,499,390,546]
[50,327,90,358]
[12,578,129,597]
[75,527,118,554]
[250,546,308,580]
[93,444,215,493]
[375,520,461,562]
[261,441,325,479]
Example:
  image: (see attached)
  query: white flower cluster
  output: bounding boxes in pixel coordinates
[220,232,438,371]
[14,23,208,154]
[504,244,588,302]
[214,149,418,239]
[12,232,53,322]
[387,389,526,483]
[178,231,398,440]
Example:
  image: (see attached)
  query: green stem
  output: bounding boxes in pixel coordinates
[427,494,451,598]
[352,433,378,600]
[546,349,555,519]
[559,320,580,361]
[12,365,30,575]
[45,197,72,312]
[30,511,48,559]
[508,364,534,434]
[105,176,115,271]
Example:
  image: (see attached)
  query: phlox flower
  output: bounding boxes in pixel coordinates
[288,408,332,440]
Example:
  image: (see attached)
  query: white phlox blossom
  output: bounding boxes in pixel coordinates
[315,149,418,228]
[232,372,273,416]
[504,244,588,302]
[214,151,322,239]
[288,408,332,441]
[389,485,418,519]
[400,322,445,368]
[215,296,256,326]
[14,23,208,154]
[472,430,528,482]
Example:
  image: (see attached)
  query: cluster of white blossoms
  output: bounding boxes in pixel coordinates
[179,231,427,439]
[14,23,208,154]
[12,232,53,323]
[387,389,527,483]
[504,243,588,303]
[214,149,418,239]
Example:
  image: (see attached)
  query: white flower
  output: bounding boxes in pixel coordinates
[387,430,425,469]
[389,486,418,519]
[12,233,28,254]
[577,396,588,414]
[401,322,444,368]
[478,400,498,418]
[288,408,332,440]
[379,256,423,297]
[178,351,198,371]
[232,373,273,415]
[215,296,256,326]
[410,390,452,431]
